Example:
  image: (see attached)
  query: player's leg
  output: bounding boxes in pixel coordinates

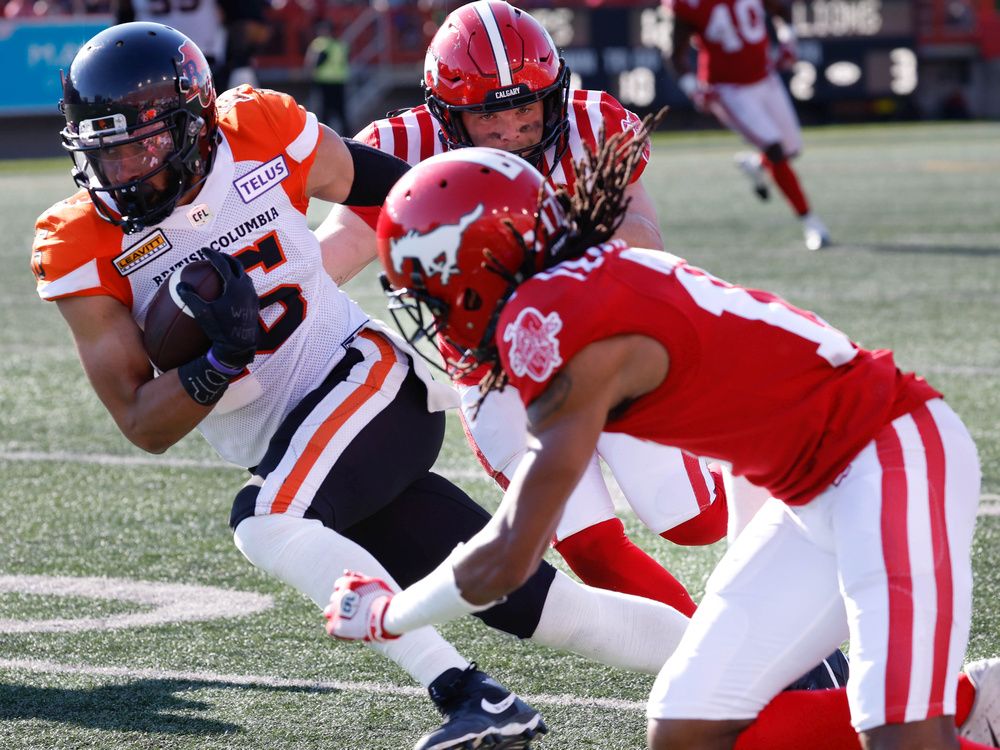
[459,382,699,613]
[647,496,850,750]
[598,432,728,548]
[835,399,980,750]
[760,73,830,250]
[230,332,542,750]
[346,469,689,675]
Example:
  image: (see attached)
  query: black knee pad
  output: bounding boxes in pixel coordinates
[341,471,556,638]
[473,560,557,639]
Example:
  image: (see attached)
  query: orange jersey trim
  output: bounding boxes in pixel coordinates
[270,330,398,515]
[219,86,320,216]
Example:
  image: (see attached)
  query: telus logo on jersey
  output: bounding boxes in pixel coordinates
[502,307,563,383]
[234,156,288,204]
[113,230,173,276]
[390,204,484,284]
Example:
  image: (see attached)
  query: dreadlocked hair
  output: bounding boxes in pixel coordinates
[545,106,667,268]
[473,107,669,407]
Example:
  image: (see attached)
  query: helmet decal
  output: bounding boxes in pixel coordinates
[390,203,485,285]
[502,306,563,382]
[471,0,514,86]
[178,39,212,109]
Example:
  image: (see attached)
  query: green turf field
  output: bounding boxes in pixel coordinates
[1,122,998,749]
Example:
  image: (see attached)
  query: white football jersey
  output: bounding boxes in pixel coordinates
[33,87,371,468]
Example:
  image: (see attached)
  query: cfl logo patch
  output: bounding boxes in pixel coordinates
[338,591,360,619]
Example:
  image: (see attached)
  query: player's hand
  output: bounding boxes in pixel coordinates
[679,73,718,114]
[775,41,798,72]
[324,570,400,643]
[177,248,259,371]
[691,83,719,114]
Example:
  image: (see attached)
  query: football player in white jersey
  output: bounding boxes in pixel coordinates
[318,0,731,620]
[34,22,700,750]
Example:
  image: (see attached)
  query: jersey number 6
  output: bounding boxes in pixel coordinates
[233,231,306,355]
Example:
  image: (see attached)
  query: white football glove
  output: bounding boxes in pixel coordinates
[324,570,399,643]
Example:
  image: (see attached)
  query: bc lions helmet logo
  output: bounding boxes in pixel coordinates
[178,40,213,108]
[503,307,563,383]
[390,204,484,284]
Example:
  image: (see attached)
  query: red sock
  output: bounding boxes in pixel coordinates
[762,155,810,216]
[956,672,976,727]
[660,469,728,546]
[735,680,983,750]
[554,518,697,616]
[735,689,858,750]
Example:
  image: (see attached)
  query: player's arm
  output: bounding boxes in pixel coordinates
[56,295,214,453]
[307,124,407,284]
[669,16,696,80]
[616,179,664,251]
[764,0,798,68]
[326,334,670,641]
[315,203,378,286]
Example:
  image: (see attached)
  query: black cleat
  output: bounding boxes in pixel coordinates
[414,664,547,750]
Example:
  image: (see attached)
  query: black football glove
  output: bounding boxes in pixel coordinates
[176,248,259,371]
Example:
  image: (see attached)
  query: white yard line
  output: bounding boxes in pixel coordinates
[0,450,485,480]
[0,657,646,712]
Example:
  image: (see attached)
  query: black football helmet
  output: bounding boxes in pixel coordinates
[60,22,218,234]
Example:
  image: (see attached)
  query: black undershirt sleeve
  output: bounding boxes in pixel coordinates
[342,138,411,206]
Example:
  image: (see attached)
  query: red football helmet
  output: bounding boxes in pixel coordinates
[423,1,570,169]
[377,147,564,372]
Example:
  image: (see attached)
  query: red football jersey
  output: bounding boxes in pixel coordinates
[666,0,771,85]
[497,241,941,505]
[357,89,650,383]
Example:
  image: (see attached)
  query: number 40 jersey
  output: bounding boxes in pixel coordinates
[497,240,941,505]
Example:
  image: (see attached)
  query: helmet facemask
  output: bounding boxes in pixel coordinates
[62,105,207,234]
[425,61,571,171]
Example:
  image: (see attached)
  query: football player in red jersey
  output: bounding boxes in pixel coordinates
[665,0,831,251]
[318,0,730,621]
[34,23,720,750]
[326,136,996,750]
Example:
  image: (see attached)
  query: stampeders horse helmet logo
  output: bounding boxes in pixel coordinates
[390,204,484,285]
[502,306,563,382]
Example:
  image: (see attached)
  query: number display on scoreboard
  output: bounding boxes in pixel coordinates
[788,0,918,101]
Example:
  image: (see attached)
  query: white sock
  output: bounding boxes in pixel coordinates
[530,570,688,675]
[233,514,469,686]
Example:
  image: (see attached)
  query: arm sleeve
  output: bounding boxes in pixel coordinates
[343,139,411,207]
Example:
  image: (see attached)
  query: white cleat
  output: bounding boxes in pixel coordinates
[960,658,1000,747]
[734,152,769,201]
[801,213,831,251]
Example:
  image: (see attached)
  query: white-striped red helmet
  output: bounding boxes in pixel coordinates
[377,147,564,367]
[424,1,570,168]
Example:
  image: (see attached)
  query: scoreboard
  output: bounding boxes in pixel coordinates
[530,1,918,117]
[787,0,918,103]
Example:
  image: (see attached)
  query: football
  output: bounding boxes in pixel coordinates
[142,260,223,372]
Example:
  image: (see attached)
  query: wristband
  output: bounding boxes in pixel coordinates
[678,73,699,99]
[382,552,500,635]
[206,347,245,377]
[178,353,234,405]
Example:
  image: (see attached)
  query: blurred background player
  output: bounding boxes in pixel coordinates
[317,0,729,620]
[664,0,831,251]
